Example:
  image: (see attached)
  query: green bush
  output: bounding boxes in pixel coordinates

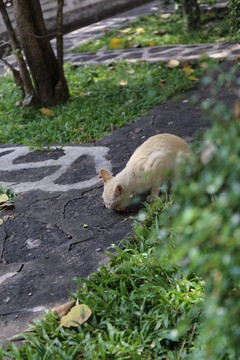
[154,64,240,358]
[228,0,240,38]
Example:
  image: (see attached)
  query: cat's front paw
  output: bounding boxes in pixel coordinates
[114,205,130,213]
[147,194,156,203]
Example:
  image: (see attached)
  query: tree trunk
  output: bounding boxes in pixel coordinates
[13,0,69,106]
[181,0,201,30]
[0,0,34,99]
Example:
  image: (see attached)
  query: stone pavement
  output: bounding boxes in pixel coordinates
[0,0,240,345]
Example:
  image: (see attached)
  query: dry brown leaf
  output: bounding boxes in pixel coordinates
[120,27,131,34]
[166,59,180,68]
[119,79,127,86]
[59,304,91,328]
[233,101,240,119]
[52,299,76,319]
[161,13,171,19]
[0,194,9,204]
[0,202,14,210]
[159,79,167,86]
[135,27,145,34]
[152,29,166,36]
[183,66,194,75]
[109,38,122,49]
[40,107,53,116]
[148,41,156,46]
[188,75,199,81]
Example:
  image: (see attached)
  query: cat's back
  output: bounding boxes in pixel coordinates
[128,133,188,165]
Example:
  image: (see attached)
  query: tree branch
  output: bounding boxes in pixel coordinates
[0,0,35,98]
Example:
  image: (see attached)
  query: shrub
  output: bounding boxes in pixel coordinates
[154,63,240,358]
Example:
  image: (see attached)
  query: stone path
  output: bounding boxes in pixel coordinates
[0,0,239,345]
[1,1,239,75]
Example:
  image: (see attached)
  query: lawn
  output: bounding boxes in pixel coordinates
[71,8,230,54]
[0,197,204,359]
[0,60,203,148]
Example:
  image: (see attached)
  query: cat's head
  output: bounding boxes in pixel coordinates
[100,169,126,210]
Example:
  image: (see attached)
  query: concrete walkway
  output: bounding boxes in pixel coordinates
[0,0,239,345]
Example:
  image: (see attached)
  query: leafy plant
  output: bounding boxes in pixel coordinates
[154,63,240,358]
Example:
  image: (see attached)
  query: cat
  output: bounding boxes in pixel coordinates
[101,133,189,211]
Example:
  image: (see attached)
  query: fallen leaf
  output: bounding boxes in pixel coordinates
[119,79,127,86]
[60,304,91,328]
[161,13,171,19]
[159,79,167,86]
[40,107,53,116]
[135,27,145,34]
[148,41,156,46]
[166,59,180,68]
[52,300,76,319]
[120,27,131,34]
[0,219,3,226]
[0,202,14,210]
[153,29,166,36]
[0,194,8,204]
[83,224,88,228]
[4,215,15,220]
[188,75,199,81]
[200,61,208,69]
[233,101,240,119]
[109,38,122,49]
[183,66,194,75]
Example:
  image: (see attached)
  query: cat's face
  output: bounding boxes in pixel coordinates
[101,169,125,210]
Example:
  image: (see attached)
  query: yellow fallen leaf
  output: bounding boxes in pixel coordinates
[161,13,171,19]
[83,224,88,228]
[166,59,180,68]
[188,75,199,81]
[159,79,167,86]
[109,38,122,49]
[52,300,76,319]
[148,41,156,46]
[119,79,127,86]
[60,304,91,328]
[135,27,145,34]
[200,61,208,69]
[0,219,3,226]
[0,194,8,204]
[183,66,194,75]
[40,107,53,115]
[120,27,131,34]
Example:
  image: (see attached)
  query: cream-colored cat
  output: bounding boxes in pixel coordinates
[101,133,189,211]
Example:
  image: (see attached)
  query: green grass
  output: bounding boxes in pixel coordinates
[71,10,230,54]
[0,61,203,148]
[0,184,15,201]
[1,197,204,359]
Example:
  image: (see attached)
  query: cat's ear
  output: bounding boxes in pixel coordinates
[101,169,113,183]
[114,184,123,197]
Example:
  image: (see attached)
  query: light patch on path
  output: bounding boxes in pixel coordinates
[0,146,111,193]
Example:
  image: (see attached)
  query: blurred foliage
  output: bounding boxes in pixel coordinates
[228,0,240,39]
[154,63,240,358]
